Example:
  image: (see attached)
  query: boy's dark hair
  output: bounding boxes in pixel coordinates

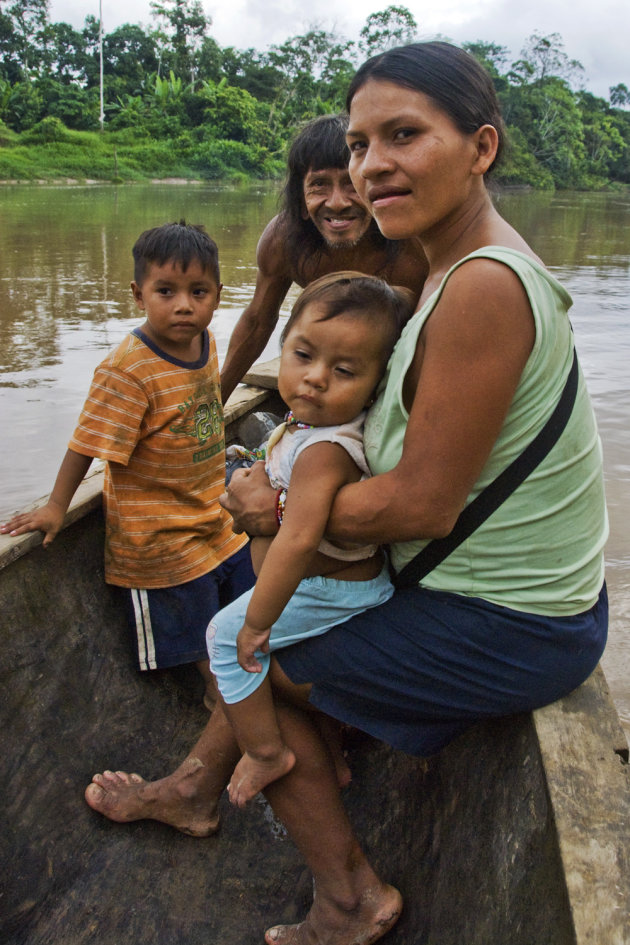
[279,115,396,282]
[281,271,415,370]
[132,220,220,285]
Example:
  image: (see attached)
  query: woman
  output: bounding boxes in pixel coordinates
[86,43,608,945]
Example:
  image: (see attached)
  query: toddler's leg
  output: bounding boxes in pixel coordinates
[222,678,295,808]
[209,591,294,806]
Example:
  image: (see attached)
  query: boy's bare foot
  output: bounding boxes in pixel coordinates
[228,746,296,808]
[84,758,220,837]
[264,882,402,945]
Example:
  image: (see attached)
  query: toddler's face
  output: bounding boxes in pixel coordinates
[278,303,385,427]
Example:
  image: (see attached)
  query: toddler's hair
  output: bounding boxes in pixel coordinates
[281,271,415,369]
[132,220,220,285]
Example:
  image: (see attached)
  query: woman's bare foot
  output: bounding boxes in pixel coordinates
[228,746,296,808]
[264,882,402,945]
[203,685,217,712]
[196,659,218,711]
[84,757,220,837]
[317,717,352,789]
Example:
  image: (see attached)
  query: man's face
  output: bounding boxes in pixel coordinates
[302,167,373,248]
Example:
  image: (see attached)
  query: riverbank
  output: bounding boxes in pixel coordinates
[0,118,285,184]
[0,177,207,186]
[1,117,628,192]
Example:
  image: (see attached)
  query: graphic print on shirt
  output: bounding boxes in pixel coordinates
[169,379,224,463]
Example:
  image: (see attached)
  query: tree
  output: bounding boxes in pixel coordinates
[609,83,630,109]
[358,6,417,57]
[199,79,266,143]
[39,21,88,84]
[509,32,584,89]
[577,91,626,181]
[0,0,50,79]
[101,24,159,97]
[41,79,99,129]
[2,78,44,130]
[463,41,510,94]
[150,0,210,88]
[507,77,586,186]
[219,47,281,102]
[0,5,21,82]
[266,28,355,130]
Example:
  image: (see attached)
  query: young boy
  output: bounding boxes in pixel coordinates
[1,221,254,708]
[208,272,414,806]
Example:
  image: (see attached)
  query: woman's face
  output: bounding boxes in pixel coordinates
[346,79,484,242]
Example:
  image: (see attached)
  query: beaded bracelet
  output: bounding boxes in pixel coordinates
[275,487,287,526]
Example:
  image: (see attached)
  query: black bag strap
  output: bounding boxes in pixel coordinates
[394,348,579,590]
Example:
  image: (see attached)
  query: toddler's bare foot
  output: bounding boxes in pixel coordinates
[84,758,220,837]
[264,882,402,945]
[228,746,296,809]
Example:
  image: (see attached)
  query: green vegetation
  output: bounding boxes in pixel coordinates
[0,1,629,189]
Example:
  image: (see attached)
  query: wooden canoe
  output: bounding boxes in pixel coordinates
[1,361,629,945]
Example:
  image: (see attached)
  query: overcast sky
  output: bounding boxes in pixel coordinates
[49,0,628,100]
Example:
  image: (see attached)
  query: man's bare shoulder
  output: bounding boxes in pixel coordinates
[256,214,293,280]
[388,238,430,297]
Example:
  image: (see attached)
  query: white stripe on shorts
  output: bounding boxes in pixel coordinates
[131,588,157,670]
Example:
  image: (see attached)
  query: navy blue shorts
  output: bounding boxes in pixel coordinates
[124,544,255,671]
[275,584,608,757]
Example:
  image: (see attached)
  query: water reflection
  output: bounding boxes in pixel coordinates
[0,183,292,515]
[1,183,629,731]
[495,190,630,734]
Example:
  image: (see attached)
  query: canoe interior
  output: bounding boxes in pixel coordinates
[1,375,629,945]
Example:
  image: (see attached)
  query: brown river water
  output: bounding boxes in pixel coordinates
[1,182,628,732]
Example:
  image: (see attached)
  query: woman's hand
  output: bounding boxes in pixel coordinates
[220,461,279,536]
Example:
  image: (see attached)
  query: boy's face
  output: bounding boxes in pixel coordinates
[279,303,385,427]
[131,259,222,361]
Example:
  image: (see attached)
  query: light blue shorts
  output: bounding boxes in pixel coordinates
[207,565,393,704]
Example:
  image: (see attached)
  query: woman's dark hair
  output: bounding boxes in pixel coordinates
[132,220,220,285]
[281,270,415,369]
[346,41,506,172]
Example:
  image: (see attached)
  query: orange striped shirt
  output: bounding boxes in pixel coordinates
[69,328,247,588]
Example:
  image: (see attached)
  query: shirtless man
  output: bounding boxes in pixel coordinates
[220,113,428,401]
[84,114,427,833]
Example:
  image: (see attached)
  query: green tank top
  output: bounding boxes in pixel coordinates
[365,247,608,616]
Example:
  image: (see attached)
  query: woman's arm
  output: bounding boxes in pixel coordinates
[222,259,536,548]
[328,259,536,544]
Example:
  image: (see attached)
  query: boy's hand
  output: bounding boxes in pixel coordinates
[236,621,271,673]
[0,502,65,547]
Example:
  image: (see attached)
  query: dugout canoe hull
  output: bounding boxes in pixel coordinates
[1,365,629,945]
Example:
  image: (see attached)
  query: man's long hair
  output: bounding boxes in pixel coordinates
[279,115,396,283]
